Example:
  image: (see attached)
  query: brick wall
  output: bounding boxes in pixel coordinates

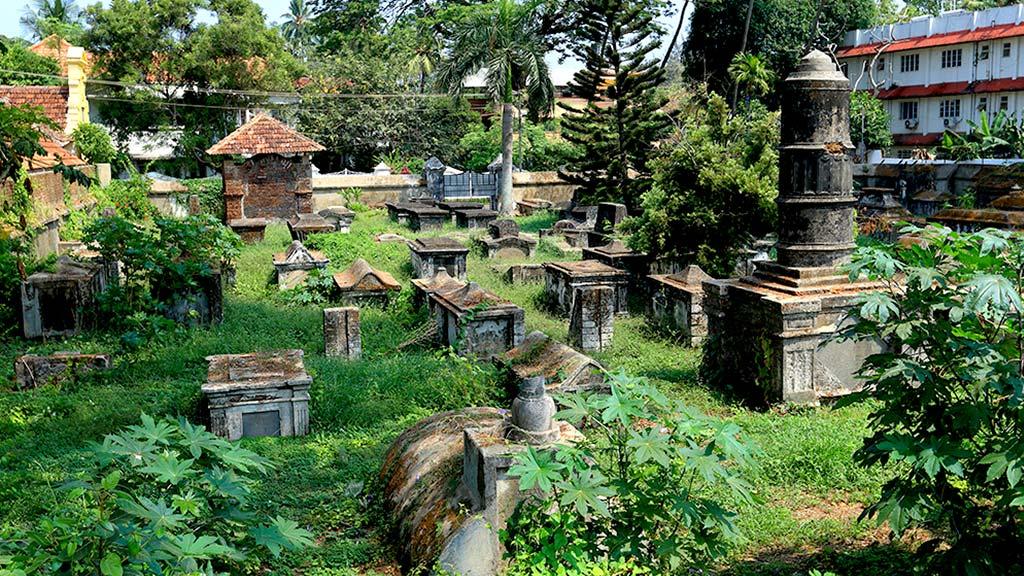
[222,154,313,221]
[0,166,96,258]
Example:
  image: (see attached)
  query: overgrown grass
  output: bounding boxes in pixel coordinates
[0,210,910,575]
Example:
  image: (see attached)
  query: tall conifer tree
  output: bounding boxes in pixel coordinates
[558,0,670,210]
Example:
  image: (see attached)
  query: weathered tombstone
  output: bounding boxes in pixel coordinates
[582,239,650,280]
[227,217,268,244]
[543,219,589,248]
[454,208,498,229]
[431,282,525,358]
[409,237,469,280]
[498,330,605,394]
[188,194,202,216]
[385,202,416,225]
[516,198,552,216]
[544,260,629,316]
[333,258,402,306]
[21,256,106,339]
[273,241,329,290]
[648,265,713,347]
[202,350,312,440]
[568,285,615,352]
[424,156,446,200]
[324,307,361,359]
[702,50,885,405]
[14,352,111,390]
[411,269,467,311]
[406,204,449,231]
[502,263,546,284]
[595,202,627,234]
[488,219,519,239]
[477,234,537,260]
[319,206,356,233]
[288,213,334,241]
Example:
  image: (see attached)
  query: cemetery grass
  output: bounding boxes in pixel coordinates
[0,212,916,575]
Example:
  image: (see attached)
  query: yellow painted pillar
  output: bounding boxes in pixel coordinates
[65,46,89,134]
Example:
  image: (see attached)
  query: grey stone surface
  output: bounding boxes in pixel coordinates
[324,307,361,359]
[508,376,560,444]
[411,269,467,312]
[544,260,629,316]
[568,285,615,352]
[409,237,469,280]
[478,234,538,260]
[455,208,499,229]
[318,206,355,233]
[488,219,520,239]
[273,241,329,290]
[502,264,546,284]
[288,213,334,241]
[648,265,712,347]
[431,282,526,359]
[14,352,111,390]
[21,256,106,339]
[498,330,605,394]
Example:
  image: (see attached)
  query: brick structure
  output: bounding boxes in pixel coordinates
[544,260,629,316]
[324,307,361,359]
[569,285,615,352]
[206,114,325,235]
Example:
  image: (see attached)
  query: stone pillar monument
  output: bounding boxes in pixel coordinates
[701,51,882,405]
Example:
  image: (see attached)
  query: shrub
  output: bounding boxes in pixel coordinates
[503,370,757,572]
[104,171,157,222]
[457,121,582,172]
[183,177,225,220]
[0,414,313,575]
[71,123,121,167]
[837,224,1024,574]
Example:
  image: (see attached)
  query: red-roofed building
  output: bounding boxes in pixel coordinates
[206,113,325,234]
[838,5,1024,156]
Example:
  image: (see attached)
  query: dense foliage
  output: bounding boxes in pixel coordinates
[626,90,779,277]
[504,371,756,572]
[71,123,121,167]
[838,224,1024,574]
[0,414,313,575]
[849,91,893,151]
[558,0,670,209]
[938,110,1024,160]
[457,120,581,172]
[0,41,62,85]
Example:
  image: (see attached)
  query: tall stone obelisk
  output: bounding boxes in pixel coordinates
[702,51,882,405]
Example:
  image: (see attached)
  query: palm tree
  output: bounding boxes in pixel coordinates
[408,34,442,93]
[728,52,774,105]
[437,0,554,216]
[20,0,80,40]
[280,0,313,56]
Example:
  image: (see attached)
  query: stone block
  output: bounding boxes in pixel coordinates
[648,266,713,347]
[595,202,627,234]
[410,237,469,280]
[477,235,537,260]
[455,208,498,229]
[288,213,334,241]
[228,218,268,244]
[544,260,629,316]
[432,282,525,359]
[498,330,605,393]
[568,285,614,352]
[324,307,361,359]
[14,352,111,390]
[488,219,519,239]
[21,256,106,339]
[274,241,329,290]
[319,206,355,233]
[502,264,546,284]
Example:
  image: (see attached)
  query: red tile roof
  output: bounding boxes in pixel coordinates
[839,21,1024,58]
[877,77,1024,100]
[28,35,93,76]
[25,138,86,171]
[206,113,325,156]
[893,133,944,147]
[0,86,69,127]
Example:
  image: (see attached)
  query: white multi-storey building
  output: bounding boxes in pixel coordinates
[838,5,1024,154]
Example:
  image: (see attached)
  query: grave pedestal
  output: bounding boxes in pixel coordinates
[21,256,106,339]
[228,218,268,243]
[502,264,546,284]
[544,260,629,316]
[319,206,356,233]
[324,307,361,359]
[582,240,650,282]
[202,350,312,440]
[289,213,334,241]
[333,258,402,306]
[273,241,329,290]
[455,208,498,229]
[411,270,466,312]
[432,282,525,359]
[648,265,712,347]
[14,352,111,389]
[569,286,615,352]
[410,237,469,280]
[497,330,605,394]
[407,206,449,231]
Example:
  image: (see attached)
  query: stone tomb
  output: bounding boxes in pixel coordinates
[702,51,884,405]
[333,258,402,306]
[648,265,713,347]
[477,219,537,259]
[202,350,312,440]
[516,198,552,216]
[411,269,467,312]
[273,241,329,290]
[385,202,414,225]
[431,282,526,358]
[540,219,589,248]
[288,212,335,241]
[582,239,650,281]
[454,208,498,229]
[501,263,546,284]
[437,200,485,223]
[498,330,604,394]
[409,237,469,280]
[544,260,629,316]
[406,204,449,232]
[21,256,107,339]
[324,307,361,359]
[569,285,615,352]
[227,217,269,244]
[14,352,111,390]
[318,206,355,233]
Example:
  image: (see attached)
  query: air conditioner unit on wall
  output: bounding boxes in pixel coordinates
[905,119,919,130]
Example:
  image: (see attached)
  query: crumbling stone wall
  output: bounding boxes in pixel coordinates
[223,154,313,221]
[569,286,614,352]
[324,307,361,359]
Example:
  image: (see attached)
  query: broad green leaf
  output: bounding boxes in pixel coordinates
[99,553,122,576]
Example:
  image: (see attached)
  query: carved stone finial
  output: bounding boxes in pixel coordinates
[508,376,559,444]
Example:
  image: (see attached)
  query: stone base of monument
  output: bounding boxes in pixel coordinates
[477,235,538,259]
[228,218,268,244]
[411,270,466,313]
[432,282,526,359]
[455,208,498,229]
[318,206,355,233]
[703,264,884,405]
[14,352,112,390]
[409,237,469,280]
[21,256,107,339]
[544,260,629,317]
[501,263,546,284]
[648,265,713,348]
[202,350,312,440]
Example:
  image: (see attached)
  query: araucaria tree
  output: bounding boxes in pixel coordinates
[438,0,554,216]
[558,0,671,210]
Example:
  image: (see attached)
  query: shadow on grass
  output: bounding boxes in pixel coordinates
[721,541,918,576]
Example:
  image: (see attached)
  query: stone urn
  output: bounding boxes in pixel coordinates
[509,376,559,444]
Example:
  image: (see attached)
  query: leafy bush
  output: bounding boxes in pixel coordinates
[183,177,225,220]
[105,172,158,222]
[503,371,756,572]
[457,120,582,172]
[0,43,62,86]
[837,224,1024,574]
[849,91,893,151]
[72,123,121,167]
[0,414,313,575]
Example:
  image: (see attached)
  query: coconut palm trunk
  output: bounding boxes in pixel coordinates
[499,102,516,215]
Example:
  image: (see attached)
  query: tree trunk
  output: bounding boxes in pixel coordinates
[498,101,516,216]
[661,0,690,70]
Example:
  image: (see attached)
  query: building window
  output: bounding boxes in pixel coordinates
[939,99,961,118]
[979,97,988,111]
[1004,42,1012,58]
[941,48,963,68]
[900,101,919,120]
[877,57,885,71]
[980,45,990,60]
[1001,95,1010,110]
[900,53,920,73]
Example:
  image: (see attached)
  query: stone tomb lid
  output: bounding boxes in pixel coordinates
[320,205,355,217]
[273,240,329,268]
[437,200,485,211]
[410,269,467,296]
[289,212,334,232]
[404,203,448,216]
[544,260,628,278]
[990,186,1024,210]
[410,236,469,254]
[455,207,498,217]
[202,349,312,394]
[500,330,604,392]
[228,217,269,228]
[26,255,102,283]
[333,258,402,292]
[650,265,712,293]
[433,281,518,315]
[585,239,638,257]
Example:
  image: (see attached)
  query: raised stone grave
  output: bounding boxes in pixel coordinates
[929,185,1024,232]
[488,219,519,239]
[582,239,650,280]
[333,258,401,306]
[409,237,469,280]
[569,285,615,352]
[159,268,225,327]
[648,265,712,347]
[595,202,627,234]
[703,50,885,405]
[544,260,629,316]
[502,263,546,284]
[202,350,312,440]
[406,204,449,231]
[431,282,525,358]
[498,330,604,394]
[385,202,416,225]
[437,200,485,223]
[273,241,329,290]
[21,256,107,339]
[540,219,589,248]
[318,206,355,233]
[516,198,552,216]
[228,217,268,244]
[14,352,111,390]
[411,269,467,311]
[567,205,598,227]
[454,208,498,229]
[477,234,537,260]
[324,307,361,359]
[288,213,334,241]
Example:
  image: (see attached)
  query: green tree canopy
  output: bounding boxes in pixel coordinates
[0,43,62,86]
[19,0,85,41]
[849,91,893,151]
